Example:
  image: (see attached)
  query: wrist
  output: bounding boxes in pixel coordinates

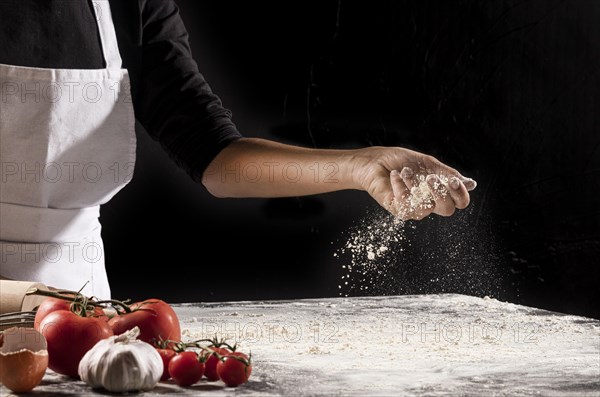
[340,148,371,191]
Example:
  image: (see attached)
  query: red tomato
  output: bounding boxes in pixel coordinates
[168,351,205,387]
[34,296,105,330]
[108,299,180,345]
[203,347,230,381]
[39,310,113,377]
[34,297,71,330]
[217,352,252,387]
[156,348,176,381]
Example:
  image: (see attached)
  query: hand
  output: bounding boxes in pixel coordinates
[350,146,477,220]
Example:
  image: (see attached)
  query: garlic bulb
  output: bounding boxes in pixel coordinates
[78,326,163,393]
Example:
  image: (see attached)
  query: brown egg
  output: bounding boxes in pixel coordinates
[0,327,49,393]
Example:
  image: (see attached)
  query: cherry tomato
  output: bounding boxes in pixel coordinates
[39,310,113,377]
[203,347,230,381]
[108,299,180,345]
[168,351,204,387]
[156,348,176,381]
[217,352,252,387]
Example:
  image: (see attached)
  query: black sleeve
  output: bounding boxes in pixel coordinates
[135,0,242,182]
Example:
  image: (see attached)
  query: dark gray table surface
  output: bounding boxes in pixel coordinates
[2,294,599,396]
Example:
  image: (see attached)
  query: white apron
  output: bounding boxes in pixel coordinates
[0,1,135,299]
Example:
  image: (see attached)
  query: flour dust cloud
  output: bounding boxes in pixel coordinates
[333,204,505,298]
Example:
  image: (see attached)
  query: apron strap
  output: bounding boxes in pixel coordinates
[91,0,123,70]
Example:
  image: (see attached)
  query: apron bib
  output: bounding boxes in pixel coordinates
[0,1,135,299]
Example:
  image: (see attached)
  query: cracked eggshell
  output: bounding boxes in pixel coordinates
[0,327,49,393]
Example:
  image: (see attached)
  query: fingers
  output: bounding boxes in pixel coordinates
[389,168,436,221]
[389,170,413,219]
[400,167,417,190]
[385,156,477,220]
[426,174,455,217]
[399,166,436,219]
[390,170,409,202]
[447,176,470,209]
[386,170,474,221]
[418,154,477,192]
[374,150,477,220]
[460,177,477,191]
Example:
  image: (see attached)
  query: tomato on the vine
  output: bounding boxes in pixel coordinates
[34,296,105,330]
[203,346,231,381]
[108,299,180,345]
[217,352,252,387]
[168,351,205,387]
[38,309,113,377]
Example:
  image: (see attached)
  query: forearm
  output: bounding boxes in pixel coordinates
[201,138,362,198]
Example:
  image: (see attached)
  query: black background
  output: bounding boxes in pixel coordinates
[102,0,599,319]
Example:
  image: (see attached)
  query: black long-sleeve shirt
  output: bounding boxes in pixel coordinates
[0,0,241,182]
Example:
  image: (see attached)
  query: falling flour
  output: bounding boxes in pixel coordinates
[334,174,504,298]
[333,211,408,295]
[334,174,443,296]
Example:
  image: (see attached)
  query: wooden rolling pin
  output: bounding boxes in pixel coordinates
[0,280,50,314]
